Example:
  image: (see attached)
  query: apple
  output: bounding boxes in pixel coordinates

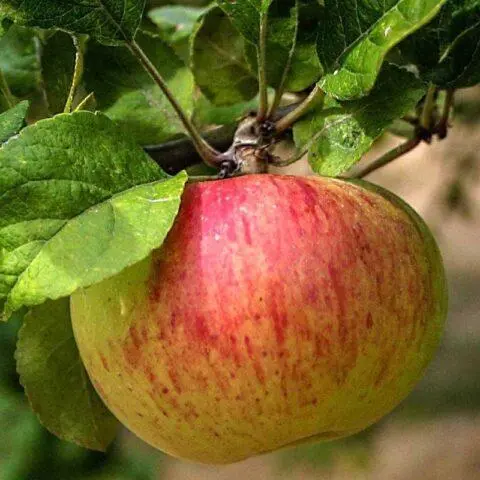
[70,174,447,464]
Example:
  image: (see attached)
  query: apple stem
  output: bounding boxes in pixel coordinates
[145,102,303,174]
[126,40,223,169]
[274,85,325,134]
[355,137,422,178]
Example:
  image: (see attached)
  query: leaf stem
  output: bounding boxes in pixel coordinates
[74,92,95,112]
[274,85,325,134]
[436,88,455,139]
[420,83,437,130]
[64,35,86,113]
[355,137,421,178]
[145,102,302,174]
[126,39,221,167]
[0,69,16,109]
[267,81,287,122]
[256,12,270,122]
[267,12,299,119]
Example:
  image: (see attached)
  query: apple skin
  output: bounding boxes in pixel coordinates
[71,174,447,464]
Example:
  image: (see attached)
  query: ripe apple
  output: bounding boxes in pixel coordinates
[71,174,447,464]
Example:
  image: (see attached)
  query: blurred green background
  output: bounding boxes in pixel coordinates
[1,0,480,478]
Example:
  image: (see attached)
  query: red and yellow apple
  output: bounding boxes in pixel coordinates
[71,174,447,464]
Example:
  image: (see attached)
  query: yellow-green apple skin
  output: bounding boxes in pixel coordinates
[70,174,447,464]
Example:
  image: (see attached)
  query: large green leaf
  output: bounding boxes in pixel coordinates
[0,25,41,97]
[85,31,194,144]
[191,7,258,106]
[294,64,426,176]
[398,0,480,88]
[1,0,146,45]
[0,100,28,143]
[16,297,119,451]
[317,0,446,100]
[0,111,187,317]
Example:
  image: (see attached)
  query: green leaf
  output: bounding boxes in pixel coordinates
[148,5,209,43]
[317,0,446,100]
[216,0,275,42]
[216,0,261,44]
[282,1,324,92]
[16,297,119,451]
[41,31,76,115]
[85,31,194,144]
[294,64,426,176]
[398,0,480,89]
[1,0,146,46]
[244,0,300,90]
[219,0,322,92]
[0,25,41,97]
[191,7,258,106]
[0,111,187,316]
[0,100,28,143]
